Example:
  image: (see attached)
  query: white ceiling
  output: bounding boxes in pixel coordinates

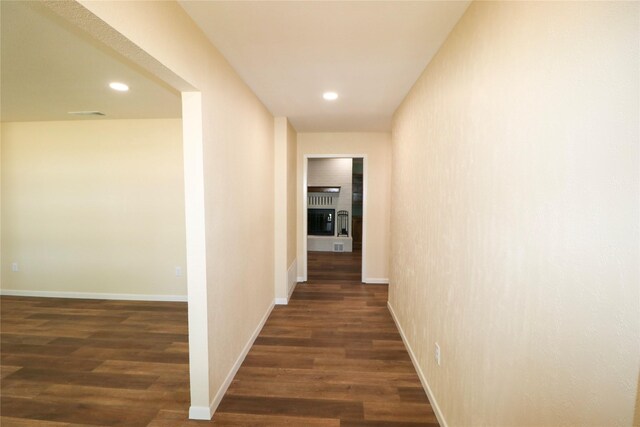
[0,1,181,122]
[179,1,470,131]
[1,1,469,130]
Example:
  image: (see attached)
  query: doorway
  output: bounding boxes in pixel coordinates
[303,155,367,283]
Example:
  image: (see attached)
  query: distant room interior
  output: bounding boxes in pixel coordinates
[306,157,363,282]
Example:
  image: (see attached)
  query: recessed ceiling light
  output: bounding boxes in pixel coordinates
[109,82,129,92]
[323,91,338,101]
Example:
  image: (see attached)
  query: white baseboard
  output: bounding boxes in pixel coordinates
[364,278,389,284]
[387,301,448,427]
[199,300,275,419]
[296,276,305,283]
[0,289,187,302]
[287,259,297,299]
[275,260,298,306]
[287,281,297,299]
[188,405,212,420]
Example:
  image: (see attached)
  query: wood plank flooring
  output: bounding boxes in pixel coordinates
[307,250,362,283]
[1,250,436,426]
[0,298,190,426]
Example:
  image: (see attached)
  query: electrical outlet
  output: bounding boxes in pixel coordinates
[435,342,441,366]
[11,262,19,272]
[175,266,182,277]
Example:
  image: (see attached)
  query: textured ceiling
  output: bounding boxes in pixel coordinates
[179,1,470,131]
[0,1,181,122]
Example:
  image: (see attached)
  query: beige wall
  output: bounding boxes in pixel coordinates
[275,117,298,302]
[0,124,4,289]
[75,0,275,416]
[389,2,639,426]
[1,119,186,297]
[297,132,391,282]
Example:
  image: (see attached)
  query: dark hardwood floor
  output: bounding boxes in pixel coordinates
[1,249,437,426]
[307,249,362,283]
[0,298,190,426]
[213,249,437,426]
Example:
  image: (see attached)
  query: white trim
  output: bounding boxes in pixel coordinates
[206,300,275,418]
[287,259,297,299]
[387,301,448,427]
[363,278,389,284]
[275,260,298,305]
[188,406,212,420]
[302,156,309,282]
[361,156,367,283]
[296,276,305,283]
[302,154,368,283]
[182,91,212,414]
[0,289,187,302]
[288,283,297,299]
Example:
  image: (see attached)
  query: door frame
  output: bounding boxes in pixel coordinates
[302,154,368,282]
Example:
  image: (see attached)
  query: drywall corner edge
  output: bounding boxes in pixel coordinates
[182,91,212,414]
[287,258,297,299]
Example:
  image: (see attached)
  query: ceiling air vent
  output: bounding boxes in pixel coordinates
[68,111,105,116]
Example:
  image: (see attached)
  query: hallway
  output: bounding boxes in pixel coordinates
[211,250,438,426]
[0,251,435,426]
[1,252,438,427]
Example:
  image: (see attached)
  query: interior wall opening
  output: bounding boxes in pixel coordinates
[0,0,201,421]
[304,156,365,283]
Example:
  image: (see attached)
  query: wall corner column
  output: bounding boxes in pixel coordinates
[274,117,288,303]
[182,92,212,418]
